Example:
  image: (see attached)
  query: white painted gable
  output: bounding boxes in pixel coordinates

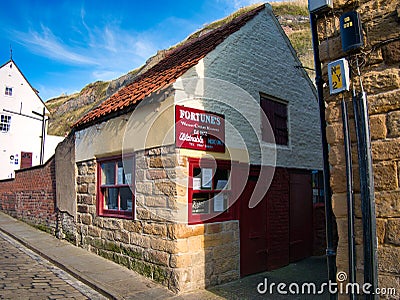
[0,60,62,179]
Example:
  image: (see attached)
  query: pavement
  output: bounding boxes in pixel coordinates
[0,211,329,299]
[0,230,107,299]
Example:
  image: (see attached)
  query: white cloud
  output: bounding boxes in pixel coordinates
[92,70,121,81]
[218,0,263,10]
[12,25,98,66]
[11,20,158,76]
[13,25,95,64]
[7,5,203,100]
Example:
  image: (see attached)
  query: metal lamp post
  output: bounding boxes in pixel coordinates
[307,1,337,299]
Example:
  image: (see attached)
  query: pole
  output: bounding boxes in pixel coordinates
[352,91,378,299]
[32,108,46,165]
[309,12,337,299]
[41,107,46,165]
[341,99,357,300]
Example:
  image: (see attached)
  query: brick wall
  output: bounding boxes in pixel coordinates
[0,157,57,232]
[266,167,290,269]
[75,146,239,293]
[317,0,400,295]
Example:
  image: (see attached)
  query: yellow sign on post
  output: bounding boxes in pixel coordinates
[328,58,350,94]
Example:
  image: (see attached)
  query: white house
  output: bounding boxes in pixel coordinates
[0,59,63,179]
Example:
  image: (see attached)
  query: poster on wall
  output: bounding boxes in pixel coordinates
[20,152,32,169]
[175,105,225,153]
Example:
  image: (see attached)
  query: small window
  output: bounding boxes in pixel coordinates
[5,87,13,96]
[188,158,234,224]
[0,115,11,133]
[312,170,324,204]
[97,156,134,218]
[260,94,288,145]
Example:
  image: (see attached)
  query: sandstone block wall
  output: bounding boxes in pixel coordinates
[317,0,400,295]
[75,145,239,293]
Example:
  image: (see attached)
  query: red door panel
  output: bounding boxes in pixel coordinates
[289,171,313,262]
[265,168,290,270]
[239,174,268,277]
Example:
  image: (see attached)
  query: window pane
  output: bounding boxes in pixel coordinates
[101,162,115,185]
[260,95,288,145]
[214,169,230,190]
[120,187,133,211]
[192,193,210,214]
[0,115,11,133]
[104,187,118,210]
[117,161,125,184]
[5,87,12,96]
[213,192,227,212]
[122,157,134,185]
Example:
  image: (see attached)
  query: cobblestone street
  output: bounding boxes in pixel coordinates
[0,231,107,300]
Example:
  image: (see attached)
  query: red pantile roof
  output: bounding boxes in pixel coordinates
[74,4,265,129]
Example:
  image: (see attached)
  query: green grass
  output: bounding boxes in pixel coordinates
[173,4,263,48]
[271,0,309,17]
[289,29,312,56]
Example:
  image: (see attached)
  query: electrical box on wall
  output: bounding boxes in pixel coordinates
[340,11,364,52]
[308,0,333,13]
[328,58,350,95]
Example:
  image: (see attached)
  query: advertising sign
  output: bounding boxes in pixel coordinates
[175,105,225,153]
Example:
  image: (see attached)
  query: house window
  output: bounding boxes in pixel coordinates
[5,87,12,96]
[97,156,134,219]
[312,170,324,204]
[0,115,11,133]
[260,94,288,145]
[188,158,235,224]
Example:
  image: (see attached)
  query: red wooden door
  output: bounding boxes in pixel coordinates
[289,171,313,262]
[239,174,268,277]
[21,152,32,169]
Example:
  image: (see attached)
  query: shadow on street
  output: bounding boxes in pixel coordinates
[207,256,329,299]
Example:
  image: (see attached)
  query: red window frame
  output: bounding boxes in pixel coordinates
[97,155,134,219]
[188,157,236,225]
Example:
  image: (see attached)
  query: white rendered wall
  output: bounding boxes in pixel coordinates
[175,5,322,170]
[75,94,175,162]
[0,61,61,179]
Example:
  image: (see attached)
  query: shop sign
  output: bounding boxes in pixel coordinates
[175,105,225,153]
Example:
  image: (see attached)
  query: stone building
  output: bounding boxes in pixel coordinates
[54,3,324,293]
[314,0,400,296]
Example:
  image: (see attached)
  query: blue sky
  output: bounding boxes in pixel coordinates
[1,0,284,101]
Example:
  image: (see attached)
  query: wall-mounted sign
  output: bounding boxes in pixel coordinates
[175,105,225,153]
[21,152,32,169]
[328,58,350,95]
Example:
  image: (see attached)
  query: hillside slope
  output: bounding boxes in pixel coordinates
[47,1,313,136]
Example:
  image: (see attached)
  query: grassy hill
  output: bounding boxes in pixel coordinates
[46,1,313,136]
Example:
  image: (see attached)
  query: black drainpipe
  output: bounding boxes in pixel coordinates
[341,99,357,300]
[309,12,337,299]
